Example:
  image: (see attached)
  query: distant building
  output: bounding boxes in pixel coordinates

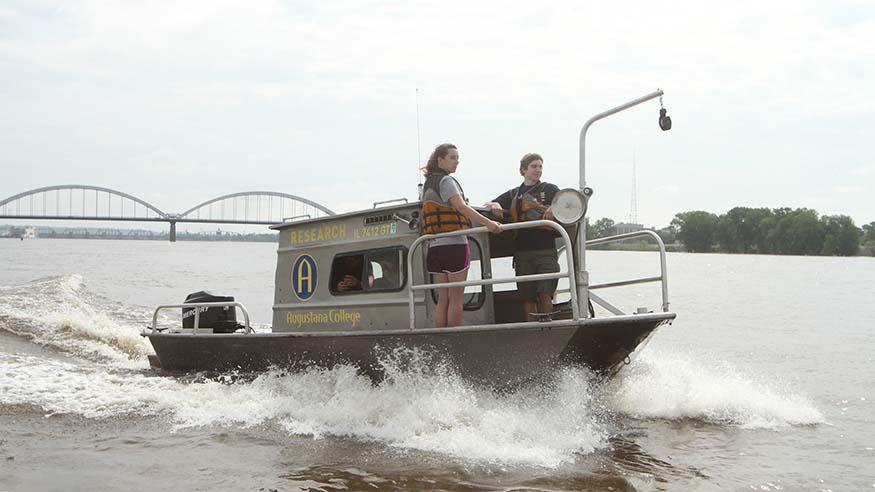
[5,226,37,239]
[614,222,644,235]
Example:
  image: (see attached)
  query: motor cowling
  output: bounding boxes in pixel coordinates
[182,291,240,333]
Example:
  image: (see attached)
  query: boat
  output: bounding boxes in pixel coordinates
[142,90,676,386]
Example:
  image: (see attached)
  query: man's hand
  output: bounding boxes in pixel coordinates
[544,207,554,221]
[483,201,504,218]
[337,274,360,291]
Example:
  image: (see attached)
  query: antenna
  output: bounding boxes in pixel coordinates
[416,88,423,200]
[630,151,638,224]
[416,88,422,179]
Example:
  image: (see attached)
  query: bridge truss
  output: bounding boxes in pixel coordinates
[0,185,167,222]
[177,191,334,225]
[0,185,335,241]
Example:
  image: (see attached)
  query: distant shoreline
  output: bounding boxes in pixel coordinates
[0,234,277,242]
[588,241,873,257]
[3,230,872,256]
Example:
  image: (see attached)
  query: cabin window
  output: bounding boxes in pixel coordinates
[429,238,485,311]
[330,247,407,295]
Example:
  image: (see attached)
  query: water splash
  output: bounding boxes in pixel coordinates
[0,275,826,466]
[0,275,153,367]
[0,349,608,467]
[604,351,825,428]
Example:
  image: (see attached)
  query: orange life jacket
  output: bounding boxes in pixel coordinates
[421,171,471,235]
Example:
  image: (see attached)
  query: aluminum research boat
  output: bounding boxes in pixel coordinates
[142,90,676,386]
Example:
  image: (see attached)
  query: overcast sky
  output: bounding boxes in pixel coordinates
[2,0,873,229]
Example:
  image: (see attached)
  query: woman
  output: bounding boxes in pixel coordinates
[421,143,501,327]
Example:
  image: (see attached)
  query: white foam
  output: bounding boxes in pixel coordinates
[0,350,608,467]
[0,354,175,418]
[1,345,827,468]
[267,352,608,467]
[0,275,153,367]
[605,351,825,428]
[1,278,826,464]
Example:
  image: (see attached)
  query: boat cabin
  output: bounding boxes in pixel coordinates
[270,201,570,333]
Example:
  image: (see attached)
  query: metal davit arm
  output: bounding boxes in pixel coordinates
[577,89,665,319]
[578,90,664,190]
[406,220,579,330]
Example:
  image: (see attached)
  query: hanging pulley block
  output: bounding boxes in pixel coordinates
[659,107,672,131]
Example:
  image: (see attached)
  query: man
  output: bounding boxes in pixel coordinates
[368,253,401,290]
[485,153,560,321]
[333,255,363,292]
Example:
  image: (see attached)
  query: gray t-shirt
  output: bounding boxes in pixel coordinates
[430,176,469,247]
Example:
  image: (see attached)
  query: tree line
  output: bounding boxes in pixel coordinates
[587,207,875,256]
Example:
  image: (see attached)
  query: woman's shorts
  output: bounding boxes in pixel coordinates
[427,243,471,274]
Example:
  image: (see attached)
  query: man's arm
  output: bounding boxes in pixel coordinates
[543,183,560,221]
[483,189,513,217]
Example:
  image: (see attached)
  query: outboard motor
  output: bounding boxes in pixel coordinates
[182,291,240,333]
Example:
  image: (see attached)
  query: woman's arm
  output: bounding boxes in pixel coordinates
[450,195,502,233]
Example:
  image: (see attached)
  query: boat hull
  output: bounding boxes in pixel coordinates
[145,313,674,385]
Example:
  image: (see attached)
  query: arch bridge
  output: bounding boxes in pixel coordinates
[0,185,335,241]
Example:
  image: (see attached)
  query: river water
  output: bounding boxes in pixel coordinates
[1,239,872,491]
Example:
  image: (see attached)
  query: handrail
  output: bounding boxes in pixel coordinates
[146,301,253,334]
[373,198,408,208]
[412,271,568,291]
[283,214,311,222]
[406,220,579,330]
[586,229,669,312]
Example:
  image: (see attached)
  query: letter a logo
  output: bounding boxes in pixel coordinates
[292,254,317,301]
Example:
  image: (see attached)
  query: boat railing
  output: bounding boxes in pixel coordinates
[582,230,670,315]
[406,220,579,330]
[283,214,311,222]
[373,198,408,208]
[145,301,253,335]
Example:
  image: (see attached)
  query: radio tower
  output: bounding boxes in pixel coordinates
[629,152,639,224]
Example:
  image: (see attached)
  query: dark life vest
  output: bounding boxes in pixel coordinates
[509,182,553,233]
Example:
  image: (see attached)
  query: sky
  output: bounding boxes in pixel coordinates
[2,0,874,231]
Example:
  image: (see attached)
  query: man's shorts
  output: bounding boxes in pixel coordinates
[514,248,560,299]
[427,243,471,274]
